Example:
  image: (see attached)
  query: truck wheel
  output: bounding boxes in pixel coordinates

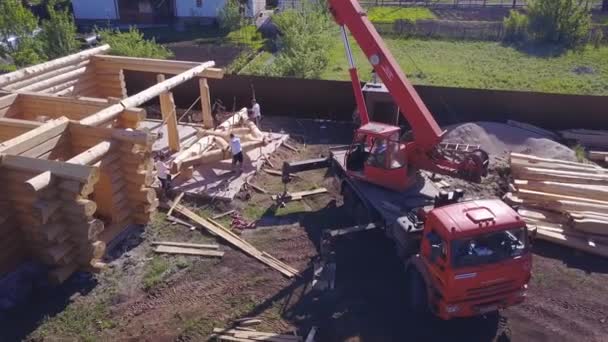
[407,269,429,315]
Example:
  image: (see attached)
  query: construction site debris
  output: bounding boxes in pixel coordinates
[213,210,236,219]
[282,142,299,152]
[212,328,302,342]
[167,192,185,216]
[444,122,577,161]
[154,245,225,257]
[151,241,220,249]
[171,203,299,277]
[507,152,608,258]
[272,188,328,202]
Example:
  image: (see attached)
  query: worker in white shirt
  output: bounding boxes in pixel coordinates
[251,98,261,128]
[155,154,171,195]
[230,133,243,172]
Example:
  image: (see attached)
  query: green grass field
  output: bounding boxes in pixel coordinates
[366,7,437,23]
[320,37,608,95]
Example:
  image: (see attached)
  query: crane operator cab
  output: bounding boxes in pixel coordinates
[345,122,416,191]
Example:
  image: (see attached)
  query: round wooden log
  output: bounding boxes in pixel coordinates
[0,45,110,88]
[4,60,90,90]
[80,61,215,126]
[61,199,97,217]
[19,66,88,92]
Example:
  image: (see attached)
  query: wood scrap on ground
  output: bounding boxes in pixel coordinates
[167,192,184,216]
[171,202,299,278]
[212,210,235,219]
[154,245,224,257]
[212,328,302,342]
[508,152,608,258]
[272,188,328,201]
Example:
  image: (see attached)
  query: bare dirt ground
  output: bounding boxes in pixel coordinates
[3,117,608,342]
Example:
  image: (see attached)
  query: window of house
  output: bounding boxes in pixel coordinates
[196,0,203,7]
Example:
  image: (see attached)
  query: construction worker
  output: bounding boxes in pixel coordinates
[251,98,261,128]
[230,133,243,173]
[155,154,171,195]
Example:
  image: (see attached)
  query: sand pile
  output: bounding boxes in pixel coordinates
[443,121,576,162]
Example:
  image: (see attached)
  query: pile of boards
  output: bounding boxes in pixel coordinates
[212,328,302,342]
[505,152,608,257]
[560,129,608,166]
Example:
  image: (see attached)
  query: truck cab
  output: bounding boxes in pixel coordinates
[409,199,532,319]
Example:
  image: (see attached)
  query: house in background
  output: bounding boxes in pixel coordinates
[71,0,266,27]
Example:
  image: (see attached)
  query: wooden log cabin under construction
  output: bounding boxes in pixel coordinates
[0,45,225,284]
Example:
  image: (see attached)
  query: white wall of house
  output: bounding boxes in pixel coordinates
[71,0,119,20]
[175,0,226,18]
[175,0,265,18]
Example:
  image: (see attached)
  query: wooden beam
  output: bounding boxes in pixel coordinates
[91,55,224,79]
[18,66,87,92]
[0,117,43,130]
[157,74,180,152]
[80,61,215,126]
[67,141,113,165]
[1,154,98,183]
[199,78,213,128]
[0,117,69,155]
[69,122,152,146]
[4,60,90,91]
[0,45,109,88]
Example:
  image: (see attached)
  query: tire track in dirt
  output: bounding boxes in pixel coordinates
[514,292,608,341]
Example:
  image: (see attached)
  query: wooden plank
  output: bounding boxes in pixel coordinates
[92,55,225,78]
[589,151,608,162]
[167,192,184,217]
[572,219,608,236]
[514,179,608,202]
[513,166,608,185]
[0,117,69,155]
[154,245,224,257]
[510,152,601,169]
[535,228,608,258]
[0,45,109,88]
[157,74,180,152]
[151,241,220,249]
[272,188,327,201]
[516,188,608,207]
[172,204,298,278]
[213,210,235,219]
[1,154,98,183]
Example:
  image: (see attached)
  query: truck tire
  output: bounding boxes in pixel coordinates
[406,269,429,315]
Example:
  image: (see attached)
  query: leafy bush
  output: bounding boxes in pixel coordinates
[0,0,39,58]
[503,10,528,42]
[226,25,266,50]
[97,27,173,59]
[367,7,436,24]
[527,0,591,48]
[12,37,46,67]
[268,3,333,78]
[40,6,79,59]
[218,0,243,32]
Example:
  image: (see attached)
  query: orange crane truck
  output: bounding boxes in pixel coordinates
[279,0,532,319]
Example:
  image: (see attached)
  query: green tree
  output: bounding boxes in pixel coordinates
[267,3,333,78]
[97,27,173,59]
[218,0,243,32]
[0,0,39,58]
[527,0,591,47]
[40,5,79,59]
[503,10,528,42]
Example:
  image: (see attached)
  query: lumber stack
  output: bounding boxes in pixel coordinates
[172,203,299,278]
[506,152,608,258]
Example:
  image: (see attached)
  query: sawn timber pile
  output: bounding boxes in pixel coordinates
[505,152,608,257]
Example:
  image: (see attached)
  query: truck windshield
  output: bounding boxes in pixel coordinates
[452,228,527,268]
